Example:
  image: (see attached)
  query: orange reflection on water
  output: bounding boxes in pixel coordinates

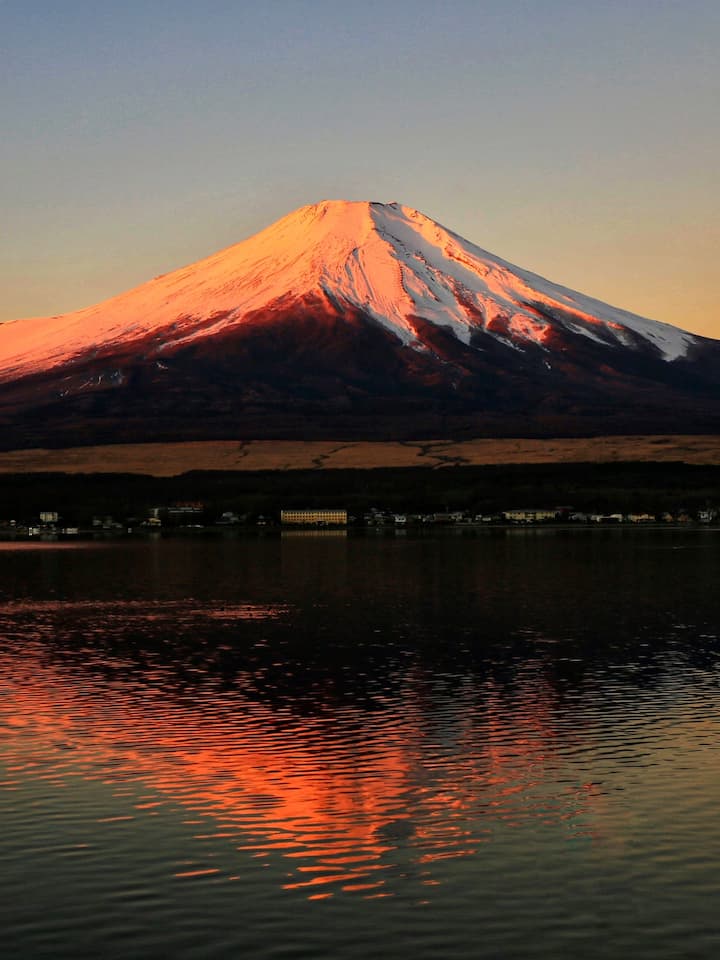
[0,640,601,899]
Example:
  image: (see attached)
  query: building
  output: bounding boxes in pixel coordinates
[281,509,347,526]
[589,513,623,523]
[503,508,557,523]
[167,502,205,518]
[217,511,242,525]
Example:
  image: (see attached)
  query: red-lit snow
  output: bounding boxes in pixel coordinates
[0,200,696,380]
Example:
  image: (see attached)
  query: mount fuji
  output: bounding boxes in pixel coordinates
[1,200,719,447]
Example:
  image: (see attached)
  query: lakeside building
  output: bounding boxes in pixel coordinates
[167,502,205,519]
[503,508,557,523]
[281,509,347,526]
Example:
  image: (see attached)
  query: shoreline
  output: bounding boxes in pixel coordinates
[2,522,720,544]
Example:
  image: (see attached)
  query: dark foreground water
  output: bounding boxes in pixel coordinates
[2,529,720,959]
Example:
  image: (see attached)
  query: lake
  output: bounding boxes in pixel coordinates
[1,529,720,959]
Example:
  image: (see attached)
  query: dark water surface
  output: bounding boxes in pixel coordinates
[2,530,720,958]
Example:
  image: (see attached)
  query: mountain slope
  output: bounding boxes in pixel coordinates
[1,200,718,447]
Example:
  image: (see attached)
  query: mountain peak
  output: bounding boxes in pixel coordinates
[0,199,706,388]
[1,198,719,447]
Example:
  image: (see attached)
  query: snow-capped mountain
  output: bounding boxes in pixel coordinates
[1,200,719,447]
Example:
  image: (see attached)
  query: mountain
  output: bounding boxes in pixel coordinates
[1,200,719,448]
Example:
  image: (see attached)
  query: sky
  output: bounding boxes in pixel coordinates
[1,0,718,337]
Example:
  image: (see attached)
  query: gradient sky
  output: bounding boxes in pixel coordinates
[2,0,718,336]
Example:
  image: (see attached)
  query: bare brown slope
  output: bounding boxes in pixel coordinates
[1,436,720,477]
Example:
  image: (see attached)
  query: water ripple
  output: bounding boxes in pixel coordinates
[3,535,720,958]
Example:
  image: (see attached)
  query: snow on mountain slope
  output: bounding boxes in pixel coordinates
[0,200,698,382]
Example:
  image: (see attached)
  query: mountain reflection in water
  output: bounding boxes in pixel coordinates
[1,599,603,899]
[2,532,720,959]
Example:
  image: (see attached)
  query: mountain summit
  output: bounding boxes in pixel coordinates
[1,200,719,446]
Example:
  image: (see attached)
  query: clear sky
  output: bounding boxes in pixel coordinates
[2,0,718,336]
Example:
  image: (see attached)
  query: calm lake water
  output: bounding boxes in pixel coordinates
[2,530,720,959]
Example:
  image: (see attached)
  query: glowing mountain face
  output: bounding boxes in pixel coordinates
[0,200,697,382]
[1,201,718,447]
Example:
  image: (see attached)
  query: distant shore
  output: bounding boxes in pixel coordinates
[1,453,719,531]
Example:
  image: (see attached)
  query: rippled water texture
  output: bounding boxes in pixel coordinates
[2,531,720,959]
